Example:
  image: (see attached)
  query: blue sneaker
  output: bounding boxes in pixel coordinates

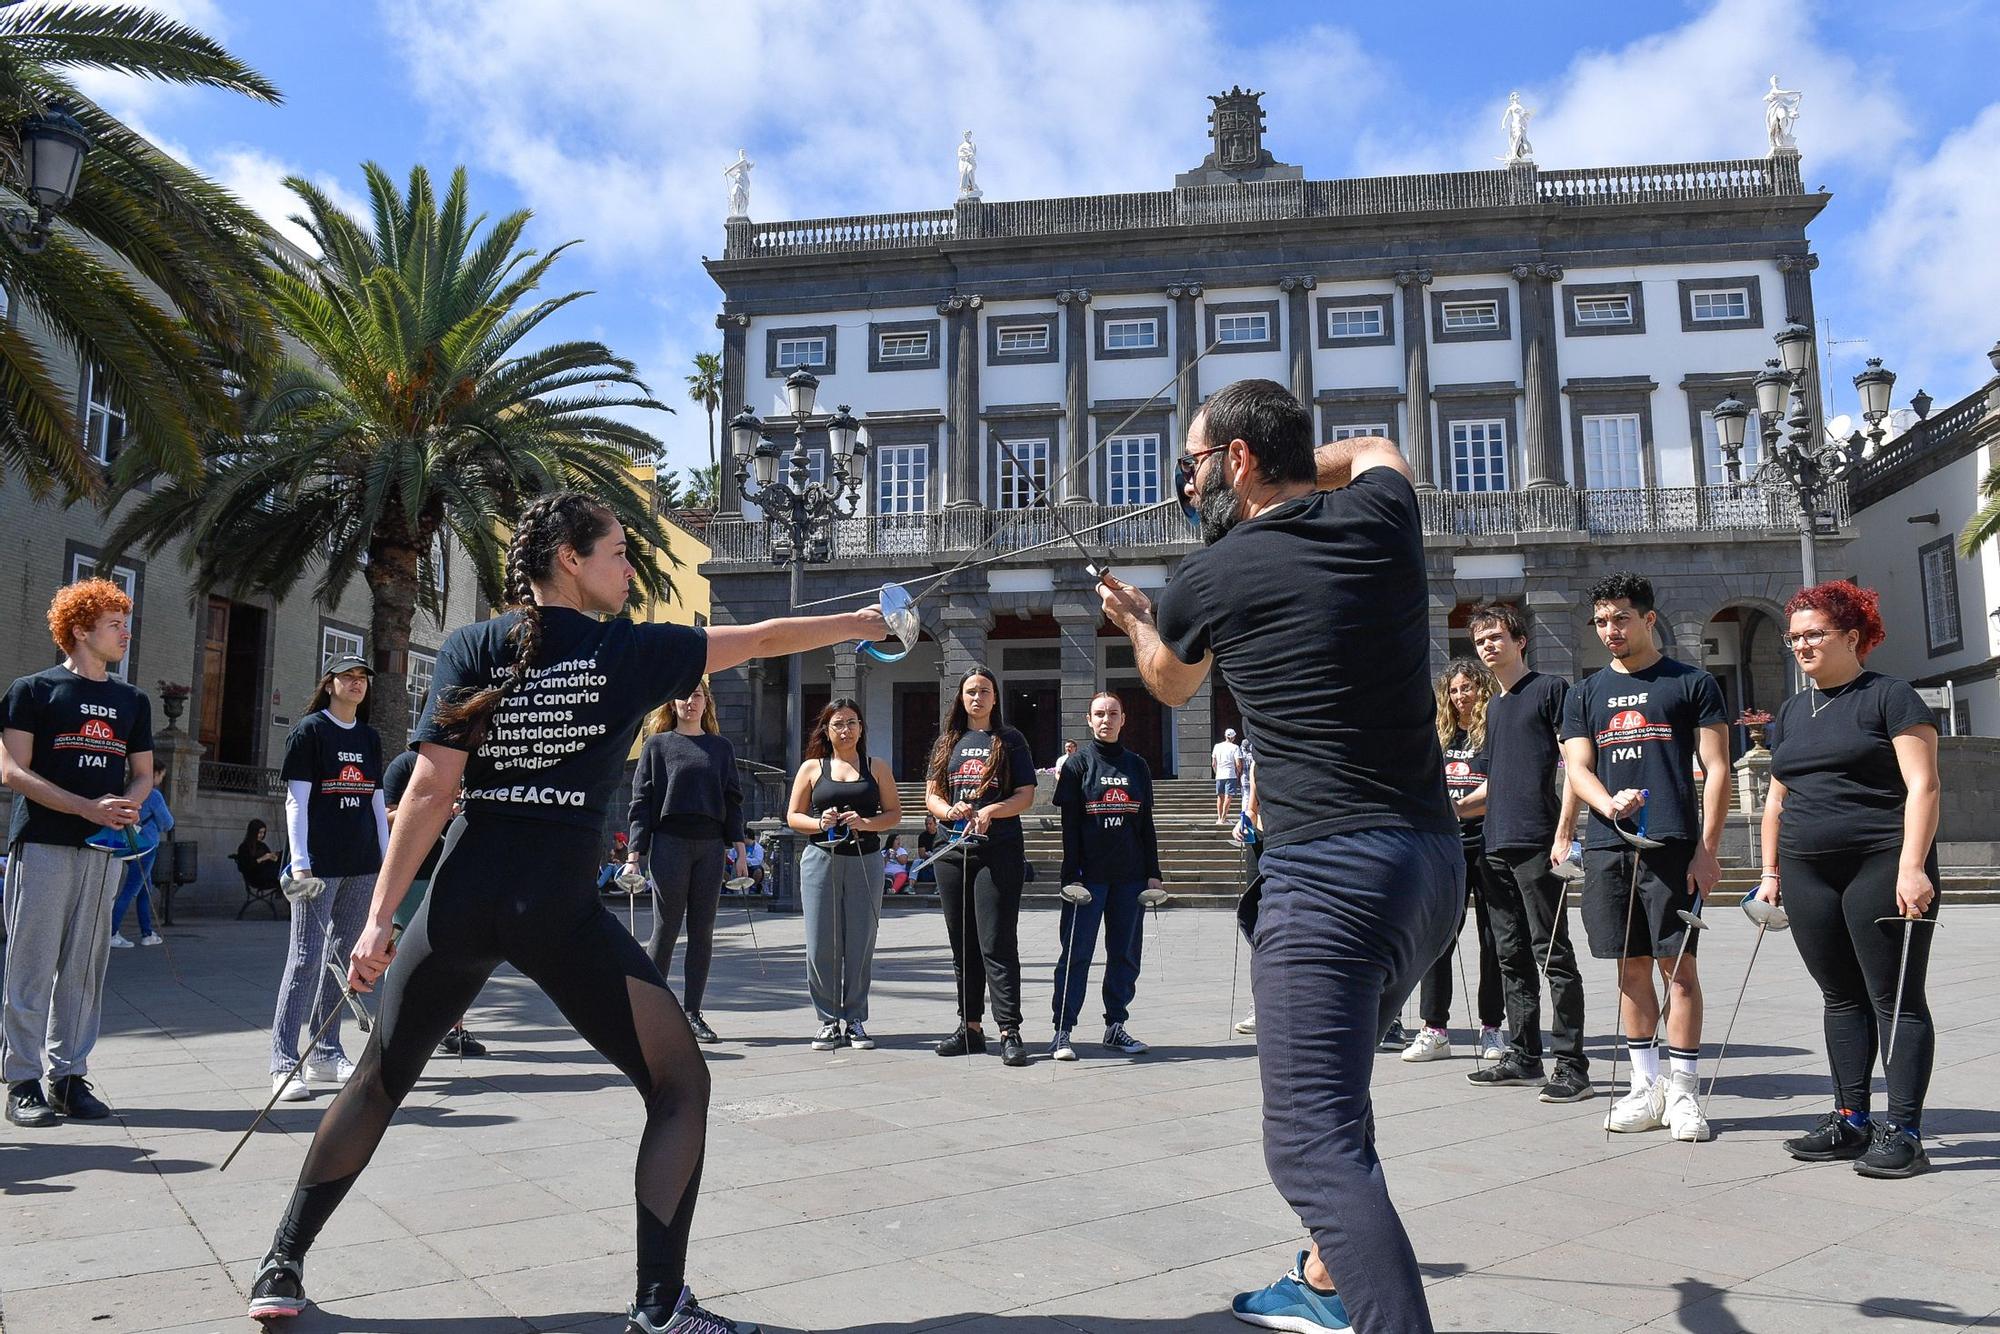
[1231,1251,1352,1331]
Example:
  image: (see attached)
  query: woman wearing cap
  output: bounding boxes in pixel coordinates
[268,656,386,1103]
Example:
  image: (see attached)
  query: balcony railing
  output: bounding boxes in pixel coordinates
[199,762,283,797]
[701,484,1846,567]
[1849,380,1996,508]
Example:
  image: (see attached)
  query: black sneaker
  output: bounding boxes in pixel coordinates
[1784,1110,1870,1162]
[1854,1122,1929,1179]
[685,1012,719,1044]
[1377,1019,1409,1052]
[627,1284,762,1332]
[999,1030,1029,1067]
[247,1254,307,1320]
[934,1025,987,1057]
[6,1079,55,1128]
[46,1075,110,1120]
[1537,1064,1595,1103]
[438,1026,487,1057]
[1466,1053,1546,1087]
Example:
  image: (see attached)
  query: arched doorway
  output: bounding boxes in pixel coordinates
[1703,602,1788,755]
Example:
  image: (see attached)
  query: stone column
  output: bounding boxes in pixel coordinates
[1526,589,1579,681]
[830,642,860,706]
[937,593,993,679]
[1177,674,1213,781]
[1057,288,1092,502]
[1393,268,1434,489]
[745,660,769,765]
[717,313,749,509]
[1053,576,1101,735]
[941,294,983,507]
[1777,252,1823,442]
[1280,275,1317,407]
[154,717,203,814]
[1167,282,1202,440]
[1513,261,1565,489]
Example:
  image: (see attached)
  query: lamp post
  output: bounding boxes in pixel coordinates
[728,368,867,776]
[5,104,91,253]
[1712,322,1893,587]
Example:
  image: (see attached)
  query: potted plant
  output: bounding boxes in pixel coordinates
[1736,707,1773,751]
[157,680,192,727]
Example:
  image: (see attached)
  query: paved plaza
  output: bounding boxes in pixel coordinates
[2,900,1998,1334]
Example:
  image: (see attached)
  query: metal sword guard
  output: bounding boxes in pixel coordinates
[855,582,919,663]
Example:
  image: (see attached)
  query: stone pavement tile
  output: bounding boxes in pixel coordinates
[728,1256,1004,1332]
[683,1216,905,1294]
[1049,1199,1298,1270]
[184,1186,405,1263]
[421,1209,627,1281]
[1439,1179,1664,1241]
[352,1142,528,1198]
[0,1258,242,1334]
[738,1105,903,1144]
[222,1234,467,1304]
[922,1230,1161,1307]
[0,1220,216,1292]
[1423,1272,1638,1332]
[89,1056,233,1097]
[826,1191,1047,1259]
[1917,1182,2000,1229]
[374,1178,573,1236]
[1645,1280,1989,1332]
[1398,1207,1551,1276]
[740,1161,956,1220]
[471,1250,630,1331]
[1757,1242,2000,1322]
[3,1173,189,1244]
[282,1278,533,1330]
[1478,1237,1747,1325]
[1833,1212,2000,1279]
[1011,1253,1266,1331]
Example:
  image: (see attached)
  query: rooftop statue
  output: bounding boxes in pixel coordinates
[1499,91,1534,164]
[1764,75,1802,153]
[725,148,753,220]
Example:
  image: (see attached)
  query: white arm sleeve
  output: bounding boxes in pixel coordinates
[372,789,390,863]
[285,780,312,877]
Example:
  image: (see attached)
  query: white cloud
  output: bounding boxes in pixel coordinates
[204,147,370,254]
[63,0,233,122]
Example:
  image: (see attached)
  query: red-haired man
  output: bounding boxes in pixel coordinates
[2,578,154,1127]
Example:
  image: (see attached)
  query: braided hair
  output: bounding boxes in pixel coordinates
[430,491,617,749]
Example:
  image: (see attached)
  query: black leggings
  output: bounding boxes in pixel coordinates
[1781,845,1939,1127]
[934,838,1024,1030]
[268,816,709,1303]
[646,834,725,1013]
[1417,848,1506,1031]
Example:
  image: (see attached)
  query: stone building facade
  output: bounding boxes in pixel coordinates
[701,96,1845,781]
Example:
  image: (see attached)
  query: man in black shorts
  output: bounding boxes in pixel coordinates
[1560,572,1729,1142]
[1102,379,1459,1334]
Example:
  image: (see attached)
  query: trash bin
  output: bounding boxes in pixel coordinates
[163,839,199,925]
[758,823,803,914]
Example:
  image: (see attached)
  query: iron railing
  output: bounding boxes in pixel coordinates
[199,762,283,797]
[1849,381,1996,507]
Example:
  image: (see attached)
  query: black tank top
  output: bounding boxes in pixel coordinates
[808,755,882,856]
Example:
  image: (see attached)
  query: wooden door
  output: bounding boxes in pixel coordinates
[1111,683,1170,778]
[199,597,229,752]
[896,685,939,782]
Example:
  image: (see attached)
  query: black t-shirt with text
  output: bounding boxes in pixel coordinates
[938,726,1035,858]
[281,712,384,878]
[1769,671,1935,858]
[1156,468,1453,849]
[381,748,444,880]
[1442,727,1488,853]
[414,607,707,829]
[1055,739,1162,885]
[1560,657,1727,851]
[1,666,153,847]
[1482,671,1567,851]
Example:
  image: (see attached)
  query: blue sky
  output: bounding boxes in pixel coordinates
[88,0,2000,479]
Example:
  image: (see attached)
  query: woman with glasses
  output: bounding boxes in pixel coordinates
[786,698,900,1051]
[1759,580,1941,1178]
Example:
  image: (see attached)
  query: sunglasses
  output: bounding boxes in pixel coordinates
[1174,443,1228,491]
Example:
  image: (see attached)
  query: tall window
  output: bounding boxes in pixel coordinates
[1572,294,1633,327]
[1449,420,1508,492]
[773,335,828,368]
[1581,414,1644,489]
[995,325,1049,354]
[1700,407,1763,484]
[876,330,930,362]
[1107,433,1161,505]
[1324,307,1383,340]
[1216,312,1270,344]
[1918,538,1963,656]
[1327,423,1389,441]
[407,649,437,716]
[1440,300,1500,332]
[68,554,137,682]
[875,444,928,515]
[320,626,363,671]
[997,438,1050,510]
[1103,318,1158,351]
[1689,288,1750,322]
[83,363,127,464]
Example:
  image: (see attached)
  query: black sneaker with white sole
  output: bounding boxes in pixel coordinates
[439,1026,487,1057]
[686,1012,719,1044]
[934,1025,987,1057]
[1783,1110,1870,1162]
[627,1284,762,1332]
[1537,1064,1595,1103]
[247,1254,307,1320]
[1853,1122,1929,1179]
[1465,1053,1546,1087]
[810,1021,844,1051]
[1377,1019,1409,1052]
[7,1079,55,1128]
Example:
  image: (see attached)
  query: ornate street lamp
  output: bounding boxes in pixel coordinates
[5,104,91,253]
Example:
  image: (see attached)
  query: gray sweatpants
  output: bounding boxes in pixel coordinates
[800,845,884,1024]
[2,842,120,1084]
[269,873,376,1073]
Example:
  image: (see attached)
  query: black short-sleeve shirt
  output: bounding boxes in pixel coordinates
[1154,468,1454,850]
[0,666,154,847]
[939,726,1035,858]
[1769,672,1936,857]
[281,712,384,878]
[381,748,444,880]
[1441,727,1488,853]
[1560,657,1727,850]
[413,607,706,828]
[1481,671,1568,851]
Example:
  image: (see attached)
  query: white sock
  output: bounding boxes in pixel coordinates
[1628,1038,1660,1087]
[1668,1045,1699,1079]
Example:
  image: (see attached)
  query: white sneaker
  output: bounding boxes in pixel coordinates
[1235,1007,1257,1035]
[1604,1077,1667,1133]
[303,1056,355,1086]
[1401,1028,1452,1062]
[108,934,135,949]
[1050,1030,1078,1061]
[1477,1027,1506,1062]
[273,1073,311,1102]
[140,934,165,947]
[1663,1070,1712,1141]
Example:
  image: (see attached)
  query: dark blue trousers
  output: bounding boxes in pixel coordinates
[1253,826,1461,1334]
[1051,879,1144,1031]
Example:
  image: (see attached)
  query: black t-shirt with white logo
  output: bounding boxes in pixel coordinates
[1768,671,1936,858]
[381,748,444,880]
[0,666,154,847]
[281,712,384,878]
[1560,657,1727,851]
[1155,468,1454,850]
[414,607,706,829]
[939,726,1034,858]
[1442,727,1488,853]
[1055,739,1162,885]
[1481,671,1568,851]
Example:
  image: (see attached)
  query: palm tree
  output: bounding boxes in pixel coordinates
[685,349,721,497]
[1966,461,2000,561]
[106,163,677,749]
[0,4,279,498]
[686,462,719,511]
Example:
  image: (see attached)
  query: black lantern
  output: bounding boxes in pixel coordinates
[1712,394,1750,482]
[5,103,91,254]
[1853,358,1896,423]
[783,366,819,420]
[727,406,763,461]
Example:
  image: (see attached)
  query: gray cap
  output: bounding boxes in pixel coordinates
[324,654,374,677]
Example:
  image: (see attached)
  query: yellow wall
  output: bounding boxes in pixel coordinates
[628,464,712,757]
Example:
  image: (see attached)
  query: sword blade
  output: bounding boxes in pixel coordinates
[1883,916,1913,1070]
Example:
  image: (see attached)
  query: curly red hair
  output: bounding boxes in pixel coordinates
[1784,579,1886,661]
[48,578,132,654]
